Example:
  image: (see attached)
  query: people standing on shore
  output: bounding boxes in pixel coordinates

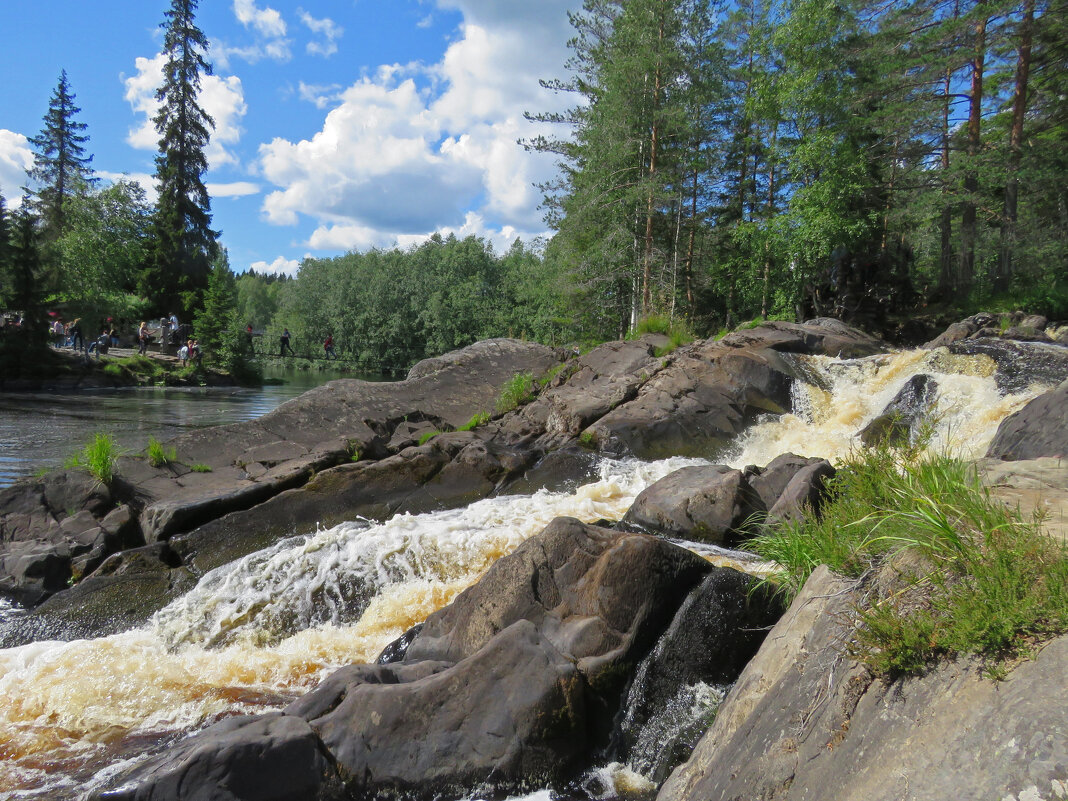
[280,328,295,356]
[138,322,149,354]
[69,318,83,352]
[323,334,337,360]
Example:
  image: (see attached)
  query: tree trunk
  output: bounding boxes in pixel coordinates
[958,9,987,299]
[938,4,960,296]
[642,13,666,316]
[684,168,697,311]
[995,0,1035,294]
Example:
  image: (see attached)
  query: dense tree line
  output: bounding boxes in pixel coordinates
[237,236,564,369]
[530,0,1068,340]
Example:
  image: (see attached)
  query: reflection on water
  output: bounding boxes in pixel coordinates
[0,367,391,489]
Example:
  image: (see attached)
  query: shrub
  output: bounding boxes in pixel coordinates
[748,443,1068,676]
[496,372,534,414]
[65,433,117,485]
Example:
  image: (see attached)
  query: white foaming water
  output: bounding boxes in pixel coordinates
[0,456,701,798]
[0,346,1053,798]
[725,348,1043,468]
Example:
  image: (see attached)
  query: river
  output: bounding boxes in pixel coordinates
[0,347,1053,799]
[0,367,392,490]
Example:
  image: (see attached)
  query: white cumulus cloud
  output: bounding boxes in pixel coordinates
[255,0,579,249]
[234,0,286,38]
[207,181,260,198]
[124,54,248,169]
[0,129,33,206]
[299,9,343,57]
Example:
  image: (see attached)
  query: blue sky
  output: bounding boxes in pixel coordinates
[0,0,580,275]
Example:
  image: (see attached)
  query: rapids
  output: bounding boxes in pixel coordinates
[0,347,1052,799]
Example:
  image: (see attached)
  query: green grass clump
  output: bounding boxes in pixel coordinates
[189,463,213,473]
[747,444,1068,677]
[146,437,178,468]
[626,314,695,356]
[102,361,125,378]
[496,372,535,414]
[458,411,490,431]
[418,430,441,446]
[65,432,117,486]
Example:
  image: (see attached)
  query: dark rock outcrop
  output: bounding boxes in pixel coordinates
[858,373,938,447]
[986,379,1068,460]
[96,518,781,801]
[658,566,1068,801]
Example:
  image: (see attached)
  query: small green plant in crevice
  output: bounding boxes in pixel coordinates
[146,437,177,468]
[189,463,213,473]
[578,430,598,449]
[747,443,1068,678]
[496,372,535,414]
[418,430,442,446]
[347,439,363,462]
[65,432,117,486]
[537,360,573,389]
[458,411,490,431]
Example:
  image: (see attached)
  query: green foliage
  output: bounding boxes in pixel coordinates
[147,0,217,317]
[23,70,95,247]
[748,444,1068,676]
[65,432,117,485]
[146,437,177,468]
[458,411,490,431]
[496,372,535,414]
[102,361,124,378]
[578,430,598,449]
[189,463,212,473]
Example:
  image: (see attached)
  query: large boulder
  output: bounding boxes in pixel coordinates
[89,712,345,801]
[657,566,1068,801]
[987,379,1068,461]
[858,373,938,447]
[622,465,764,544]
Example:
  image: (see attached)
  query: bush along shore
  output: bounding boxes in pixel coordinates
[0,344,243,392]
[0,316,1065,801]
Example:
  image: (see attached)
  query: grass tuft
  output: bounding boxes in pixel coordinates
[458,411,490,431]
[189,463,213,473]
[418,430,441,446]
[747,442,1068,677]
[65,433,118,486]
[146,437,177,468]
[496,372,535,414]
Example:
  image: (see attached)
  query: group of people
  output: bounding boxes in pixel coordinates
[277,328,338,359]
[49,317,119,357]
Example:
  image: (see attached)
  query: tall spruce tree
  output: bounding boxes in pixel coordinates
[22,70,94,242]
[147,0,217,318]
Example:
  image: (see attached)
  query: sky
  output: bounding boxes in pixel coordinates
[0,0,582,276]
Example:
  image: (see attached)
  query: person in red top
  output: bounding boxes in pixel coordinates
[323,334,337,360]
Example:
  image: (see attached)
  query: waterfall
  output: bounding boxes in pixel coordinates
[0,346,1050,799]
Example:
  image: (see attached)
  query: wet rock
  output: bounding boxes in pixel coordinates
[99,519,724,801]
[89,712,345,801]
[498,445,601,495]
[657,567,1068,801]
[986,379,1068,460]
[616,569,783,783]
[858,374,939,447]
[744,453,828,511]
[622,465,764,545]
[766,459,836,523]
[947,338,1068,394]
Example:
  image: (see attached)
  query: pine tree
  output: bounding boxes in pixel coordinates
[22,70,94,241]
[147,0,217,318]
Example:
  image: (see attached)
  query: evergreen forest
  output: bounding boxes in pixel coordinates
[2,0,1066,376]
